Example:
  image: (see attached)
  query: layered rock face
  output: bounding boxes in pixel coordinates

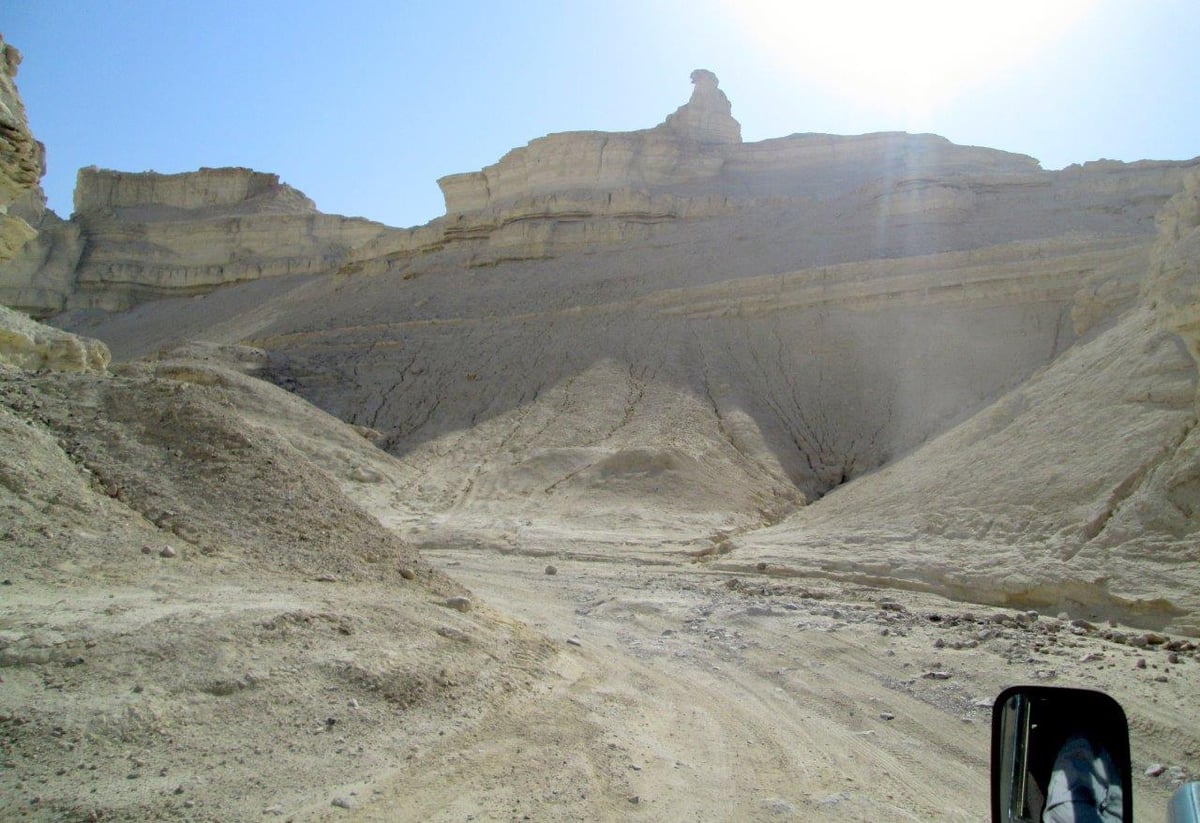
[0,166,438,314]
[0,36,45,263]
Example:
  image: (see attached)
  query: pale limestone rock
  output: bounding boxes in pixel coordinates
[0,36,45,263]
[1144,170,1200,363]
[0,304,109,372]
[40,167,435,311]
[73,166,316,215]
[657,69,741,144]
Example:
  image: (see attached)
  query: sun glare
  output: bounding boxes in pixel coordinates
[725,0,1098,119]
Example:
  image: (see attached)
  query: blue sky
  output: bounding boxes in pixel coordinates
[5,1,1199,228]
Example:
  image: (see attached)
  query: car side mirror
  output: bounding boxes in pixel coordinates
[992,685,1133,822]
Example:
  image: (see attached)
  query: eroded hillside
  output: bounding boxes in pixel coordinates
[4,70,1197,631]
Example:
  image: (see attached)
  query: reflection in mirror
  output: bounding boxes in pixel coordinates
[992,686,1132,823]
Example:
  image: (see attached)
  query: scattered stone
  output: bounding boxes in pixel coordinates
[756,561,768,571]
[398,567,416,580]
[444,596,472,613]
[183,800,195,808]
[141,545,153,555]
[1034,669,1057,680]
[174,785,185,795]
[544,565,558,576]
[1136,658,1147,670]
[264,805,285,816]
[1168,652,1181,664]
[1080,652,1104,663]
[1070,618,1097,632]
[159,545,176,558]
[1154,675,1169,683]
[1146,763,1167,777]
[629,796,640,805]
[331,797,353,809]
[933,638,944,648]
[1130,635,1149,648]
[566,637,582,647]
[348,698,359,709]
[63,656,85,666]
[923,671,952,680]
[878,600,904,612]
[880,712,895,721]
[1145,632,1169,646]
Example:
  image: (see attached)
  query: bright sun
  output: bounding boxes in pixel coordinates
[724,0,1098,118]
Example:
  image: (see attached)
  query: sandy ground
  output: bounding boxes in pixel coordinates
[393,539,1196,823]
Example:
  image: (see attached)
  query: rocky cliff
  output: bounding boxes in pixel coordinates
[0,166,440,314]
[0,36,44,263]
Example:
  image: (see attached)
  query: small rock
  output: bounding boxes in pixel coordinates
[1154,675,1169,683]
[566,637,582,647]
[1136,658,1147,669]
[1167,652,1181,664]
[332,797,353,809]
[264,805,285,816]
[1070,618,1097,632]
[629,795,640,805]
[1129,635,1150,648]
[141,545,153,555]
[444,596,472,613]
[348,698,359,709]
[932,638,944,648]
[1146,763,1166,777]
[1034,669,1057,680]
[1145,632,1168,646]
[923,671,952,680]
[1080,652,1104,663]
[315,574,338,583]
[174,785,185,795]
[544,565,558,576]
[879,600,905,612]
[880,712,895,721]
[756,561,768,571]
[182,800,195,809]
[398,567,416,581]
[159,545,176,558]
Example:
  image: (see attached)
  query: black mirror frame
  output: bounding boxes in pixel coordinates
[991,685,1134,822]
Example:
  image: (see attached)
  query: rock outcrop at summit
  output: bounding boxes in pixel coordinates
[657,68,742,144]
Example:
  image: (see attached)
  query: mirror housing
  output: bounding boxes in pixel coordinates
[992,685,1133,822]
